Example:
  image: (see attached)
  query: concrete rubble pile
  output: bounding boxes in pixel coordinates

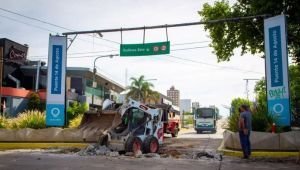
[77,144,161,159]
[77,144,118,156]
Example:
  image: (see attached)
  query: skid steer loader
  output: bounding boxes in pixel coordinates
[98,99,164,154]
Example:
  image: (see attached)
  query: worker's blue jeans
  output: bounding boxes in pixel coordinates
[239,131,251,158]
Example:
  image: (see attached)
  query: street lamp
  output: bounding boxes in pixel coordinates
[92,54,118,106]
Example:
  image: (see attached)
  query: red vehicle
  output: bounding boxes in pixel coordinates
[151,104,180,137]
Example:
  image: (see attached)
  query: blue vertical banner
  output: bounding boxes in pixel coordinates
[46,36,67,127]
[264,15,291,126]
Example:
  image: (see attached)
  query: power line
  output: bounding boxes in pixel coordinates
[0,13,118,50]
[0,7,213,50]
[29,45,211,59]
[171,45,209,51]
[29,52,264,75]
[172,41,210,46]
[0,14,58,33]
[167,54,263,74]
[0,7,264,75]
[62,14,270,35]
[0,7,120,45]
[30,49,118,58]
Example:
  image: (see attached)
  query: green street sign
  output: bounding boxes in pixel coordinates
[120,41,170,56]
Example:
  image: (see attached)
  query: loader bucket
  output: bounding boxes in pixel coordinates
[78,111,122,141]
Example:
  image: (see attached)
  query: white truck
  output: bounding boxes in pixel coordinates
[194,107,218,134]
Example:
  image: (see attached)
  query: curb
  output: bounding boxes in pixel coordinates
[0,143,89,150]
[217,142,299,158]
[219,149,299,158]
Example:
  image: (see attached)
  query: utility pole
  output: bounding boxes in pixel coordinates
[243,78,259,100]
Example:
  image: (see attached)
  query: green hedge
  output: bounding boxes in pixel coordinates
[1,110,46,129]
[0,116,8,128]
[228,98,278,132]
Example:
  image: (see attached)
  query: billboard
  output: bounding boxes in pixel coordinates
[264,15,290,126]
[46,35,67,127]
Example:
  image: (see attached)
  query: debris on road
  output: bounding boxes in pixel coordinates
[144,153,160,158]
[134,150,143,158]
[191,151,223,161]
[78,144,111,156]
[160,149,181,158]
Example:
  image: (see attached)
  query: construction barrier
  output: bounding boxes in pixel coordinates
[223,130,300,151]
[0,128,100,142]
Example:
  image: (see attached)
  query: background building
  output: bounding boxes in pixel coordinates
[192,102,200,109]
[0,38,124,117]
[167,86,180,106]
[180,99,191,113]
[192,101,200,113]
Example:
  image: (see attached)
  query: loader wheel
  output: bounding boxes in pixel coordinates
[143,136,159,153]
[125,136,143,154]
[99,134,108,146]
[171,128,179,137]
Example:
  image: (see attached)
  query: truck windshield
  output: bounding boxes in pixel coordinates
[196,108,214,118]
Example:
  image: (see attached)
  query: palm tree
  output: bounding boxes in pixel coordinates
[127,75,160,103]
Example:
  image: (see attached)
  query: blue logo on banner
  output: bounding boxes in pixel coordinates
[268,99,290,126]
[46,104,65,126]
[269,26,283,87]
[51,45,62,94]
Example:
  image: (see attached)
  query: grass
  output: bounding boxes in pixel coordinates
[0,115,8,128]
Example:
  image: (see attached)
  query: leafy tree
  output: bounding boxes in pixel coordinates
[254,78,267,110]
[199,0,300,63]
[127,75,160,103]
[228,98,251,132]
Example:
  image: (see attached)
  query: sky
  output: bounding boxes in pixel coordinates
[0,0,265,117]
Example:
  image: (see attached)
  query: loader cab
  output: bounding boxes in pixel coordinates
[113,107,149,136]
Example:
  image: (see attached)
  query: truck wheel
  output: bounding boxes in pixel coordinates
[143,136,159,153]
[125,136,143,154]
[171,128,179,137]
[196,130,202,134]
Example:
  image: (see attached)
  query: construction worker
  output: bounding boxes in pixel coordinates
[238,104,252,159]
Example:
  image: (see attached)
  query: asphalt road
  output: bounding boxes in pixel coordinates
[0,150,299,170]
